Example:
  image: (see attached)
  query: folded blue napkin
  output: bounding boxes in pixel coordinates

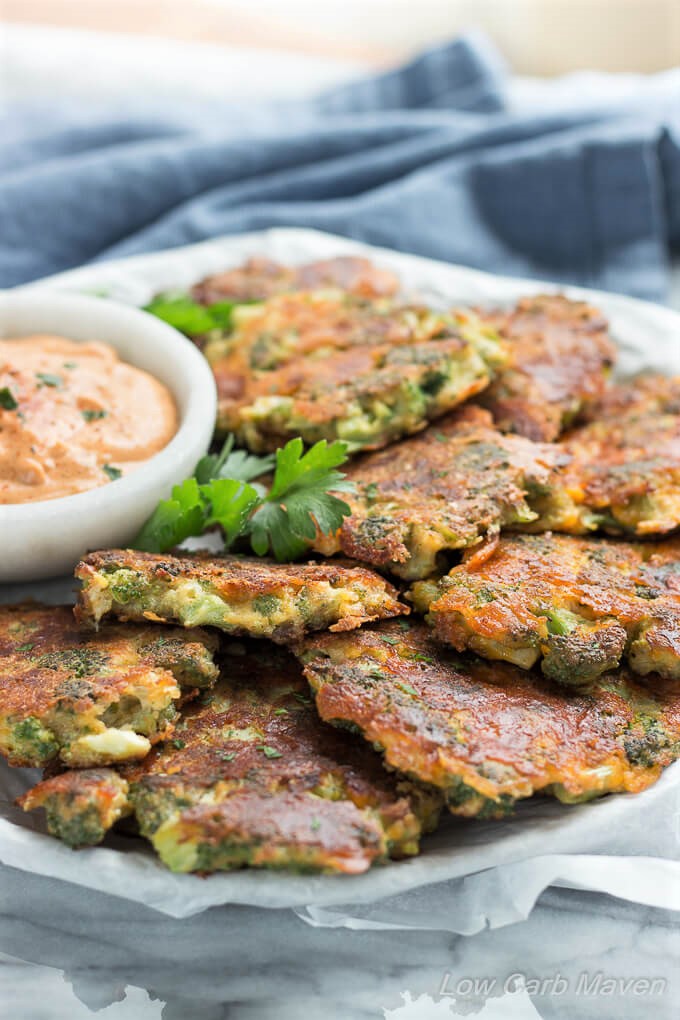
[1,32,679,301]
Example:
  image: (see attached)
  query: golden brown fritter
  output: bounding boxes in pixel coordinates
[0,604,218,768]
[561,374,680,536]
[298,620,680,817]
[411,533,680,686]
[477,294,615,441]
[19,768,131,848]
[75,549,407,639]
[190,255,400,305]
[20,643,441,871]
[203,291,504,451]
[312,406,576,580]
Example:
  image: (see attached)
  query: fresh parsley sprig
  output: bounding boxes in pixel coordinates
[144,294,238,336]
[194,434,274,486]
[134,436,354,561]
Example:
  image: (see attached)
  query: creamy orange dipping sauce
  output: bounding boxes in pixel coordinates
[0,335,178,503]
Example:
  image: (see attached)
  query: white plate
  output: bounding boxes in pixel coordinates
[2,227,679,918]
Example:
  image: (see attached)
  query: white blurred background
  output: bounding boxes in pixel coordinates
[3,0,680,107]
[4,0,680,80]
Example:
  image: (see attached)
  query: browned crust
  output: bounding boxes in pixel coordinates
[74,550,407,635]
[21,643,436,868]
[190,255,400,305]
[424,533,680,681]
[319,406,571,572]
[205,290,493,449]
[0,603,213,719]
[18,767,125,812]
[561,374,680,534]
[173,792,386,874]
[299,621,680,808]
[0,603,218,766]
[478,294,615,441]
[123,643,418,810]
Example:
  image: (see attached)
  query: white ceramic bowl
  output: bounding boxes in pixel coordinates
[0,291,217,582]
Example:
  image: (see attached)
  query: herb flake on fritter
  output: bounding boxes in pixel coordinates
[75,549,407,640]
[298,621,680,816]
[0,604,218,768]
[203,291,505,452]
[20,643,441,871]
[478,294,615,441]
[312,406,577,579]
[411,533,680,686]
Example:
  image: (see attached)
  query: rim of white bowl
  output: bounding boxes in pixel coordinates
[0,291,217,521]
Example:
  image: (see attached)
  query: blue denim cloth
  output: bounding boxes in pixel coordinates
[2,32,679,300]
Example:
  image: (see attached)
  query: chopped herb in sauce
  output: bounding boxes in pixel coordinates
[0,387,18,410]
[36,372,63,389]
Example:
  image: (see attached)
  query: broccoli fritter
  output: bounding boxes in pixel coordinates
[298,620,680,817]
[19,768,131,848]
[477,294,615,440]
[203,291,505,451]
[190,255,400,305]
[75,549,407,640]
[312,406,576,580]
[20,644,441,872]
[561,374,680,536]
[411,533,680,686]
[0,604,218,768]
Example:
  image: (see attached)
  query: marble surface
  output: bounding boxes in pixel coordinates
[1,863,679,1020]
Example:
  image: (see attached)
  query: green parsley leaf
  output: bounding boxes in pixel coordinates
[273,707,289,716]
[63,361,78,369]
[219,751,236,762]
[135,477,208,551]
[248,438,354,561]
[257,744,283,759]
[0,387,18,410]
[144,294,238,336]
[195,435,273,486]
[202,478,261,546]
[81,409,108,422]
[310,818,321,832]
[36,372,62,388]
[171,739,186,750]
[381,635,399,646]
[16,642,34,652]
[102,464,122,481]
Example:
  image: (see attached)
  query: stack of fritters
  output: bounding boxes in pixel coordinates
[13,554,431,873]
[21,641,440,870]
[9,254,680,875]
